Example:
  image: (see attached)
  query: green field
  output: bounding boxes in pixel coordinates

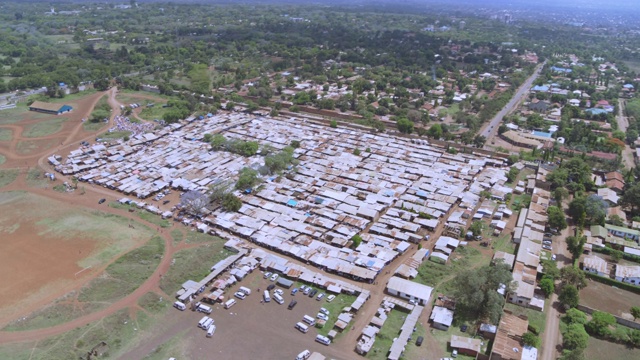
[0,169,19,188]
[25,168,50,188]
[313,292,357,337]
[138,104,169,121]
[0,104,29,125]
[585,335,639,360]
[366,308,411,360]
[99,130,131,140]
[159,241,233,294]
[0,154,6,165]
[0,128,12,141]
[22,116,69,138]
[416,246,491,294]
[83,120,107,132]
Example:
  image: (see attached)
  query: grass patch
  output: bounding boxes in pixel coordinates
[83,120,107,132]
[510,193,531,211]
[0,103,29,125]
[78,235,164,303]
[366,308,410,360]
[0,309,153,360]
[99,130,131,140]
[314,292,357,337]
[160,240,232,294]
[171,229,184,245]
[48,89,97,103]
[15,138,58,155]
[430,323,484,359]
[138,104,169,121]
[185,230,216,244]
[140,329,190,360]
[0,169,19,188]
[0,127,13,141]
[417,246,490,294]
[505,301,547,335]
[2,293,86,332]
[22,117,69,138]
[25,168,50,188]
[0,154,5,165]
[138,210,171,228]
[492,233,516,255]
[585,334,639,360]
[138,292,171,313]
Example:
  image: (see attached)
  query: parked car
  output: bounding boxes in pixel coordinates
[543,240,552,245]
[460,325,468,332]
[234,291,246,300]
[316,293,325,301]
[552,254,557,261]
[291,288,299,296]
[267,284,275,291]
[452,349,458,358]
[303,287,311,295]
[319,308,329,315]
[274,289,284,296]
[416,336,424,346]
[542,244,552,250]
[270,273,279,282]
[309,289,318,297]
[326,294,336,302]
[288,300,297,310]
[264,272,272,279]
[98,198,106,204]
[317,313,329,321]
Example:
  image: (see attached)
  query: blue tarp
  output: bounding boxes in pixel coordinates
[287,199,298,207]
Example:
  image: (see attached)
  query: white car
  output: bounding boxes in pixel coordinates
[317,313,329,321]
[552,254,557,261]
[326,294,336,302]
[274,289,284,296]
[264,272,272,279]
[316,293,325,301]
[270,273,279,282]
[319,307,329,315]
[234,291,246,300]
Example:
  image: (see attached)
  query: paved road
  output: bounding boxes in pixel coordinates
[480,61,546,141]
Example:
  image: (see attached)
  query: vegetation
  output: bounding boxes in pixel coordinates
[89,94,111,123]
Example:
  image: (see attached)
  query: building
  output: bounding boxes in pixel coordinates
[386,276,433,306]
[605,224,640,241]
[597,188,619,205]
[605,171,625,193]
[582,255,608,277]
[29,101,73,115]
[490,310,538,360]
[615,265,640,286]
[450,335,482,357]
[430,306,454,330]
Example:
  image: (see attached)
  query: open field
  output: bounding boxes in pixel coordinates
[138,105,169,121]
[116,90,168,106]
[416,245,491,294]
[585,336,639,360]
[82,120,107,132]
[100,130,131,140]
[0,104,30,125]
[15,138,59,155]
[0,155,5,165]
[25,168,51,188]
[0,169,19,188]
[0,191,154,325]
[160,240,232,294]
[580,280,640,318]
[0,128,12,141]
[22,116,69,138]
[366,308,409,360]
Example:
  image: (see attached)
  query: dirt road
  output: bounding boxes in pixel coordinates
[616,98,635,169]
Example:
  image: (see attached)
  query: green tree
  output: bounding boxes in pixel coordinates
[620,183,640,215]
[506,167,519,183]
[539,276,555,298]
[235,167,259,190]
[563,323,589,350]
[452,262,515,323]
[564,308,588,325]
[560,266,587,289]
[585,311,615,337]
[559,284,580,309]
[560,349,585,360]
[541,259,560,279]
[427,124,443,139]
[221,193,242,212]
[396,117,414,134]
[210,134,227,150]
[546,168,568,189]
[469,221,484,237]
[522,332,540,347]
[553,187,569,206]
[631,306,640,321]
[353,148,361,156]
[202,133,213,143]
[626,129,639,144]
[547,206,568,230]
[329,120,337,128]
[566,235,587,262]
[350,234,363,249]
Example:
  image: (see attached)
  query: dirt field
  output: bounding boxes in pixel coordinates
[585,336,639,360]
[580,280,640,318]
[0,191,154,326]
[119,270,361,360]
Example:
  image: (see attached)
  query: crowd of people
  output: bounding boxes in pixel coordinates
[109,115,155,136]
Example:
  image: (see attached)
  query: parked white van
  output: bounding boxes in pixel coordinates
[198,316,211,329]
[206,324,216,338]
[273,293,284,304]
[296,349,311,360]
[239,286,251,295]
[201,317,214,330]
[295,322,309,333]
[315,334,331,345]
[196,303,212,314]
[302,315,316,326]
[224,299,236,309]
[263,290,271,303]
[173,301,186,311]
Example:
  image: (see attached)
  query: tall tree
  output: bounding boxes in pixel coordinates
[559,284,580,309]
[560,266,587,289]
[547,206,568,230]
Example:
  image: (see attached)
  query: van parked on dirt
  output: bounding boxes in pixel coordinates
[206,324,216,338]
[201,317,214,330]
[315,334,331,345]
[295,322,309,333]
[196,303,212,314]
[302,315,316,326]
[198,316,211,329]
[273,293,284,304]
[296,349,311,360]
[173,301,186,311]
[263,290,271,303]
[224,299,236,309]
[239,286,251,295]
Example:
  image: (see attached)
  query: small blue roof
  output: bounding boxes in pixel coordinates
[624,84,635,89]
[550,66,572,73]
[287,199,298,207]
[531,85,549,92]
[207,113,213,117]
[585,108,607,115]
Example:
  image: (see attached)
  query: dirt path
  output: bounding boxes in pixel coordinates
[616,98,635,169]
